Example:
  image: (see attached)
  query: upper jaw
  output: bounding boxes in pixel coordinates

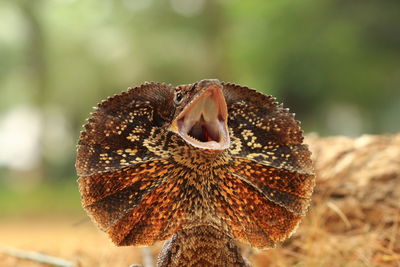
[170,82,230,150]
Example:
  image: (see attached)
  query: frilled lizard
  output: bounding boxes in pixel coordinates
[75,79,315,266]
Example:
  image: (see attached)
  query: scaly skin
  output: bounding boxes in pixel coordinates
[157,225,251,267]
[76,79,315,266]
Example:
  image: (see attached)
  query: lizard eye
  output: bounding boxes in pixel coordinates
[174,92,184,105]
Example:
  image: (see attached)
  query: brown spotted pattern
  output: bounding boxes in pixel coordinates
[76,80,315,263]
[157,225,251,267]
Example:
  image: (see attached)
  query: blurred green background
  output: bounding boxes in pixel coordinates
[0,0,399,217]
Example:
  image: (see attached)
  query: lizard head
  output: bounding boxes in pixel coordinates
[169,79,230,150]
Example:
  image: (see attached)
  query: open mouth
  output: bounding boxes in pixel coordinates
[171,83,230,150]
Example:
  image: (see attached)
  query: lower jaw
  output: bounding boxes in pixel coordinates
[179,127,229,150]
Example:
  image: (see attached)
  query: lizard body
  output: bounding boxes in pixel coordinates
[76,79,314,266]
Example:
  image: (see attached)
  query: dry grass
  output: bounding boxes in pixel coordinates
[267,133,400,267]
[0,218,145,267]
[1,134,399,267]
